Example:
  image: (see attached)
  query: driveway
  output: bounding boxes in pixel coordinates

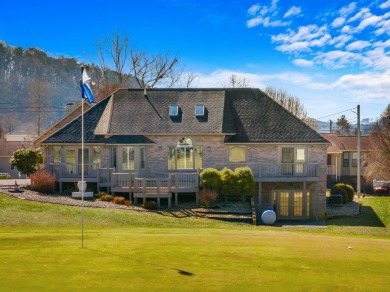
[0,179,31,186]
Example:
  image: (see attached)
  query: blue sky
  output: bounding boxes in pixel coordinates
[1,0,390,123]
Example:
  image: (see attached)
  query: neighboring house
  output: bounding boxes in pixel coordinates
[38,88,329,221]
[321,133,371,190]
[0,132,34,178]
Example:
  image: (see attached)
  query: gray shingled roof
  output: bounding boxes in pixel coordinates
[43,97,154,144]
[43,88,328,144]
[224,89,328,143]
[95,89,230,135]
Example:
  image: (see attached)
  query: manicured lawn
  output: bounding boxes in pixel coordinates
[0,193,390,291]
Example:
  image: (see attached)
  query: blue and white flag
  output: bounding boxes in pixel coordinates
[81,67,95,103]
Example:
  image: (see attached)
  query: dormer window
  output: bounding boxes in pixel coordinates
[169,104,179,116]
[195,104,205,116]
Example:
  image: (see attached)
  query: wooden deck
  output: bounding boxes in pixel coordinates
[110,172,199,207]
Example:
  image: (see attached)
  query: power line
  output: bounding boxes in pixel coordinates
[315,107,356,120]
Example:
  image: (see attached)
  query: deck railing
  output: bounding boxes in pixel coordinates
[48,163,100,178]
[169,173,199,190]
[215,162,319,178]
[109,172,199,193]
[327,165,335,175]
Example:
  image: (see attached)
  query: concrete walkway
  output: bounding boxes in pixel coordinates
[0,179,31,186]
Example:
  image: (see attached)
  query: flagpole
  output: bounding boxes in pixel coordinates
[80,66,94,249]
[81,66,85,249]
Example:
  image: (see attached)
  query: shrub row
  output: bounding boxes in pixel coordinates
[96,192,132,206]
[199,167,256,203]
[330,183,355,203]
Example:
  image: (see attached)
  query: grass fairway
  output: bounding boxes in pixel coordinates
[1,193,390,291]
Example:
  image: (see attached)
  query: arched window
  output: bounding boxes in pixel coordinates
[168,138,202,170]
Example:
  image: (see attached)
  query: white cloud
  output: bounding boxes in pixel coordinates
[270,0,279,13]
[276,42,310,52]
[346,40,371,51]
[248,4,261,16]
[247,16,290,28]
[348,8,370,23]
[272,25,330,53]
[247,17,263,28]
[284,6,301,18]
[356,15,382,31]
[364,47,390,70]
[292,59,314,67]
[314,51,363,68]
[332,71,390,101]
[246,0,292,28]
[329,34,353,48]
[374,39,390,48]
[340,2,357,17]
[341,25,352,33]
[272,25,327,43]
[377,18,390,35]
[380,0,390,9]
[192,69,266,88]
[332,17,345,28]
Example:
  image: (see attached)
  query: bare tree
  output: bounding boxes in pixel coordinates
[265,86,307,119]
[29,78,52,136]
[264,85,317,130]
[365,105,390,181]
[229,74,249,88]
[94,32,187,91]
[95,32,132,86]
[130,50,180,88]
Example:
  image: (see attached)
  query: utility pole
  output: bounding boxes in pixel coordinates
[357,104,361,198]
[329,120,333,133]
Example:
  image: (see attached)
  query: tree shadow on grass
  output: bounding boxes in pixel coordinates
[326,206,385,227]
[86,248,194,276]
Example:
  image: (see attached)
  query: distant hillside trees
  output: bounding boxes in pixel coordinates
[29,78,53,135]
[0,41,82,134]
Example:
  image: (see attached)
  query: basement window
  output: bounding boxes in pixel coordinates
[169,104,179,116]
[195,104,205,116]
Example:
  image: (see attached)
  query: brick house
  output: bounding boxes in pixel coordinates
[0,132,34,178]
[38,88,329,220]
[321,133,371,191]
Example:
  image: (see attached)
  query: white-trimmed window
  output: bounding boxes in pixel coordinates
[228,146,246,163]
[93,147,101,168]
[352,152,358,167]
[343,152,349,167]
[53,146,61,163]
[140,147,146,169]
[195,104,205,116]
[169,104,179,116]
[122,146,135,170]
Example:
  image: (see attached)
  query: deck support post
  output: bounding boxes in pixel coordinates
[258,182,262,212]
